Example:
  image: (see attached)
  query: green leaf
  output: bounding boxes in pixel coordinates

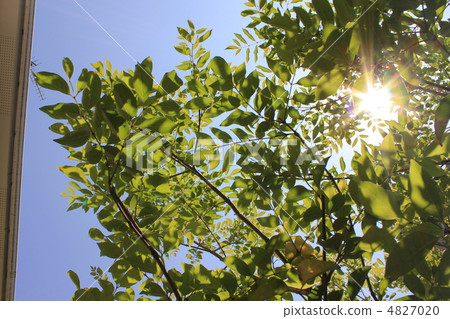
[249,277,287,300]
[298,259,337,284]
[234,63,247,84]
[113,82,138,118]
[224,256,252,276]
[86,143,103,164]
[209,56,232,77]
[98,240,122,258]
[54,127,90,148]
[266,57,291,82]
[48,123,69,135]
[403,274,426,298]
[211,128,233,142]
[294,7,313,29]
[220,272,238,294]
[138,116,176,133]
[347,266,371,300]
[437,248,450,286]
[187,19,195,30]
[40,103,79,120]
[333,0,356,26]
[58,166,88,183]
[435,95,450,144]
[353,181,401,220]
[380,133,396,171]
[134,57,154,103]
[385,231,439,280]
[185,97,212,110]
[81,71,101,109]
[221,110,257,127]
[88,228,104,241]
[293,92,314,104]
[34,71,70,95]
[155,100,181,116]
[77,68,89,92]
[424,134,450,159]
[199,30,212,42]
[311,0,335,25]
[187,79,208,95]
[315,68,345,100]
[67,270,80,290]
[241,70,259,99]
[359,225,395,253]
[208,56,233,90]
[260,13,299,32]
[62,57,74,79]
[140,280,167,297]
[251,247,272,270]
[158,70,183,95]
[409,160,443,218]
[286,185,310,202]
[256,215,280,228]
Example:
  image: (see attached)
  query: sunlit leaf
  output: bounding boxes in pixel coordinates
[224,256,252,276]
[62,57,74,79]
[113,82,138,118]
[54,127,90,148]
[35,71,70,95]
[134,57,154,103]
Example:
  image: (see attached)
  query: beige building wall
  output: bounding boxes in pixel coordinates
[0,0,35,300]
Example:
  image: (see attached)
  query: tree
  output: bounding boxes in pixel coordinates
[35,0,449,301]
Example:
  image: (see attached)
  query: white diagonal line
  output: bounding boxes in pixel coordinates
[71,0,179,102]
[72,0,138,64]
[308,0,379,70]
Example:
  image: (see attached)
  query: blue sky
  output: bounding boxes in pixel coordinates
[16,0,249,301]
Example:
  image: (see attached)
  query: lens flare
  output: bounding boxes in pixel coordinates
[355,86,396,121]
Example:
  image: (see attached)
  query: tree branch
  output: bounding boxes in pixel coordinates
[108,185,182,301]
[404,80,448,97]
[171,153,288,264]
[360,257,379,301]
[320,195,329,301]
[184,204,227,259]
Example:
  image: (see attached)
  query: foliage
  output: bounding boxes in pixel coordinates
[35,0,449,301]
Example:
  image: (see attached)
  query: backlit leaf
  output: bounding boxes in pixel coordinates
[138,116,176,133]
[409,160,443,218]
[352,181,401,220]
[316,68,345,100]
[347,266,370,300]
[286,185,310,202]
[385,230,439,280]
[435,95,450,144]
[298,259,337,284]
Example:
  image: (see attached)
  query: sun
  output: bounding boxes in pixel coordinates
[355,86,396,121]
